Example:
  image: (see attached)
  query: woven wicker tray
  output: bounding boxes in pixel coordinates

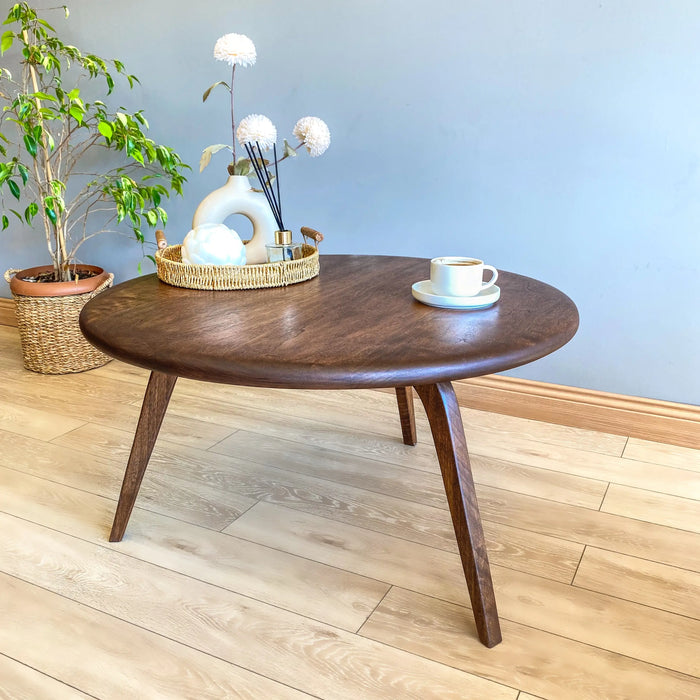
[155,242,320,291]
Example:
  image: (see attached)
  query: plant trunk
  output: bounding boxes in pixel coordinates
[24,28,69,283]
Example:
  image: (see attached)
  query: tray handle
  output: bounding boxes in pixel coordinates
[155,230,168,250]
[301,226,324,248]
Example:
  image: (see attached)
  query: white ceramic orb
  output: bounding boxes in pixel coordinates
[181,223,246,266]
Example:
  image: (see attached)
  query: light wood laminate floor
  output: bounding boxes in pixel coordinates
[0,325,698,699]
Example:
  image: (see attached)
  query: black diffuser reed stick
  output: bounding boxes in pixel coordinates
[273,143,282,221]
[244,142,284,230]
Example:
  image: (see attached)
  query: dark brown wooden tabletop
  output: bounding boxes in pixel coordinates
[80,255,579,389]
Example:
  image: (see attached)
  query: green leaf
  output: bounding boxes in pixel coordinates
[97,121,113,139]
[36,18,56,32]
[1,30,13,55]
[69,105,83,124]
[133,111,149,128]
[202,81,230,102]
[24,201,38,224]
[2,214,8,230]
[233,158,252,176]
[145,210,158,226]
[45,206,57,224]
[116,112,128,127]
[23,134,37,157]
[17,163,29,184]
[31,91,57,102]
[7,178,20,199]
[283,139,297,158]
[67,88,80,100]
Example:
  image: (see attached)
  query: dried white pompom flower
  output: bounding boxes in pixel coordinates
[293,116,331,157]
[213,33,256,67]
[236,114,277,150]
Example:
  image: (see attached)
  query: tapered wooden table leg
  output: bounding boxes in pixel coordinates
[394,386,418,446]
[109,371,178,542]
[414,382,501,647]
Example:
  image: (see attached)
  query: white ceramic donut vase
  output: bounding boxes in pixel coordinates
[192,175,277,264]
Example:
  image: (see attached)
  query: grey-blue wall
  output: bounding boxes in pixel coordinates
[3,1,699,405]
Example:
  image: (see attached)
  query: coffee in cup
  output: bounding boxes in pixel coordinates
[430,257,498,297]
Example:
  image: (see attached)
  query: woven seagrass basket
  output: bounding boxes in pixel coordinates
[4,270,114,374]
[155,242,320,291]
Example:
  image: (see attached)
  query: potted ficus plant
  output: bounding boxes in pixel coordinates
[0,3,188,373]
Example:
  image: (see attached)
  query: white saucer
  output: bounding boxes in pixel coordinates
[411,280,501,309]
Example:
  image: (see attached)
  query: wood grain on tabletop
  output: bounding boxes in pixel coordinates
[79,255,579,388]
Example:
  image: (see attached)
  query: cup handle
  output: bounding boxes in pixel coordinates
[481,265,498,290]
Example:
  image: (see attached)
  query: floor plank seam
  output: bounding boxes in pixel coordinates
[107,412,444,478]
[156,438,613,516]
[218,499,260,531]
[587,544,700,576]
[0,566,508,699]
[0,505,397,635]
[492,617,700,680]
[205,428,242,453]
[598,499,700,537]
[616,452,700,475]
[138,396,438,449]
[355,585,394,635]
[598,482,611,512]
[620,435,630,458]
[0,569,313,695]
[354,627,524,697]
[46,421,92,445]
[218,522,404,590]
[276,493,592,557]
[357,585,700,683]
[5,452,693,577]
[0,650,100,699]
[570,545,588,585]
[138,451,453,514]
[0,476,236,544]
[224,501,590,590]
[570,580,700,622]
[154,383,635,452]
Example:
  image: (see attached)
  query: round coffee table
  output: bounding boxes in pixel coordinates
[80,254,579,648]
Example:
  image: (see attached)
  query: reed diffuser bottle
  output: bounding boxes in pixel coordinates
[266,229,303,262]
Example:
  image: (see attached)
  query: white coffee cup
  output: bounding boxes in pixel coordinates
[430,257,499,297]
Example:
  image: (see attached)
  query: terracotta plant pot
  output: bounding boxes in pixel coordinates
[4,264,114,374]
[8,264,111,297]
